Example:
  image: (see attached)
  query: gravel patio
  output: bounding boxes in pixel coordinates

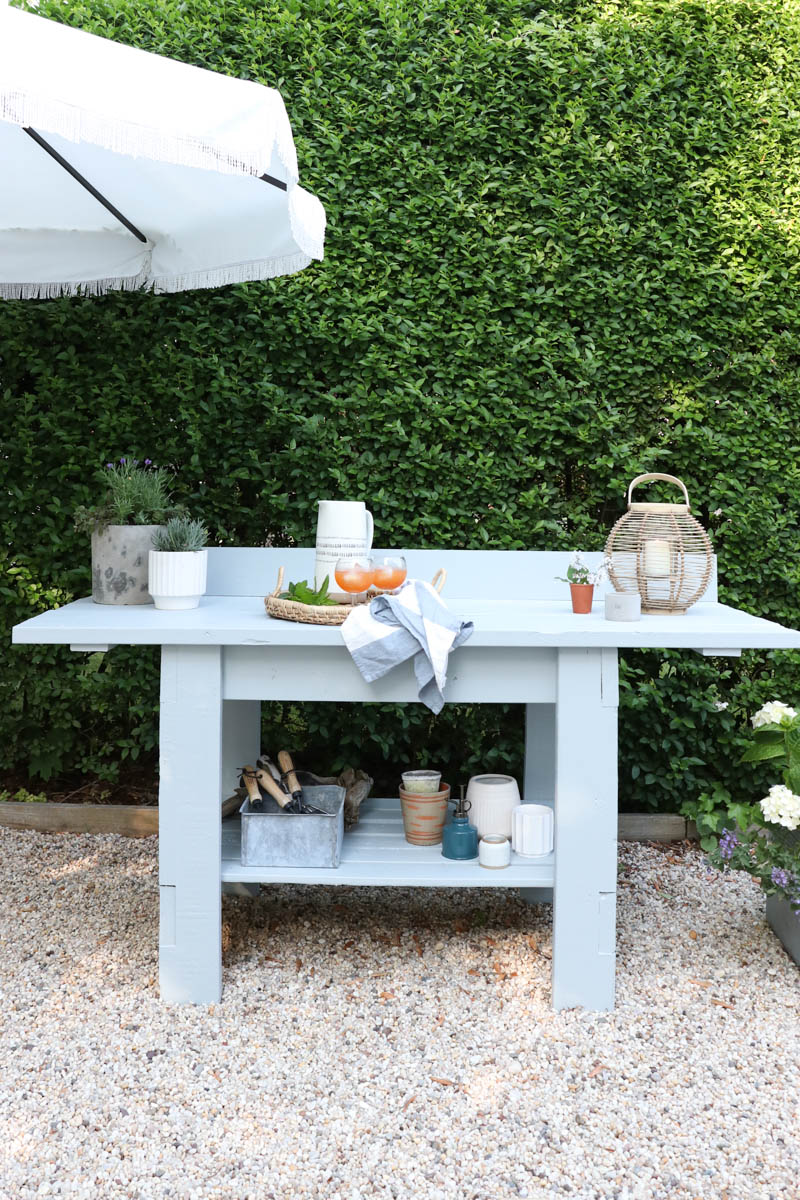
[0,829,797,1200]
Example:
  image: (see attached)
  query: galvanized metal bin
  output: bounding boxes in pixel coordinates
[239,785,345,868]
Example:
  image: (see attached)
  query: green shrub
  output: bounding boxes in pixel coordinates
[1,0,799,810]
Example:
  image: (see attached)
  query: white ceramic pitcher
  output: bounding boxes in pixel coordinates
[314,500,374,595]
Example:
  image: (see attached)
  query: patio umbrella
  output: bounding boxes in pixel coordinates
[0,6,325,298]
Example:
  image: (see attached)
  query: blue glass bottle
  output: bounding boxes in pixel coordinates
[442,786,479,860]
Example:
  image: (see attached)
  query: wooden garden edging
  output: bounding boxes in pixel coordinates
[0,803,695,842]
[0,802,157,837]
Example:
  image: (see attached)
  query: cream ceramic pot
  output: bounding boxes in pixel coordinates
[466,774,520,839]
[314,500,374,597]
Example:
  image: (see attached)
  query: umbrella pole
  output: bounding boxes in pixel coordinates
[260,172,287,192]
[23,126,148,244]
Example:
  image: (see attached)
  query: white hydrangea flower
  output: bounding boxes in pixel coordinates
[714,701,729,711]
[751,700,798,728]
[760,784,800,831]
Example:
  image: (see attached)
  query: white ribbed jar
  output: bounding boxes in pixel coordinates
[148,549,208,611]
[512,805,554,858]
[466,774,520,839]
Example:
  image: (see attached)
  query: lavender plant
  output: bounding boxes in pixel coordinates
[74,458,184,532]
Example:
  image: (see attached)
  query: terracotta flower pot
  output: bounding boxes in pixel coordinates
[399,783,450,845]
[569,583,594,614]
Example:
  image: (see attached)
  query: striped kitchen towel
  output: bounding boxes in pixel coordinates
[341,580,474,714]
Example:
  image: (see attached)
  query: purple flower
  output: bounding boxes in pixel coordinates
[119,457,126,464]
[718,829,738,860]
[771,867,790,889]
[144,459,152,466]
[105,462,113,469]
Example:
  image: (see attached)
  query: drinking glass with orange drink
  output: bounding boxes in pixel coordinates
[372,555,407,592]
[334,556,375,598]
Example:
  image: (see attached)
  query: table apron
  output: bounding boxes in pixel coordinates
[221,645,558,703]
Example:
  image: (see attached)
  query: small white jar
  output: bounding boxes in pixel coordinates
[479,835,511,869]
[604,591,641,622]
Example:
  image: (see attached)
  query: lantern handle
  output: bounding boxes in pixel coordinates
[627,473,690,507]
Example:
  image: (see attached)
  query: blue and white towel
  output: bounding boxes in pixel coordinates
[341,580,473,713]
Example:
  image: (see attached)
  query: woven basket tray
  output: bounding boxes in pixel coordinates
[264,566,446,626]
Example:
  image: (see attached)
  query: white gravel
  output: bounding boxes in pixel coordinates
[0,830,797,1200]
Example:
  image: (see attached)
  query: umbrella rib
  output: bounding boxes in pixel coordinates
[23,126,149,244]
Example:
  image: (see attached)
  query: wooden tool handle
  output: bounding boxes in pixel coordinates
[270,567,285,599]
[255,766,292,809]
[278,750,301,796]
[241,766,262,807]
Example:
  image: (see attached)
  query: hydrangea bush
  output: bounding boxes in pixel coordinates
[706,702,800,916]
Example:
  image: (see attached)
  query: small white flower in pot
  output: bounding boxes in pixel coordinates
[149,517,209,611]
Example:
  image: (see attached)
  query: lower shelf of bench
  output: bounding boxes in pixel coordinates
[221,795,554,887]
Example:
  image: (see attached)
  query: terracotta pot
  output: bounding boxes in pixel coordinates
[569,583,594,614]
[399,783,450,846]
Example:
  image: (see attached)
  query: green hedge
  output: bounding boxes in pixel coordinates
[2,0,799,809]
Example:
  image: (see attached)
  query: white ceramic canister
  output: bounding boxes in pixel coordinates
[511,805,554,857]
[314,500,374,597]
[466,774,521,840]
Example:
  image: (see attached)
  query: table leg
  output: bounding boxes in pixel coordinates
[221,700,261,900]
[158,645,224,1004]
[521,703,555,906]
[552,648,618,1011]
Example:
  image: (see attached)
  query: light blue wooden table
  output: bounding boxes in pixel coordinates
[13,548,800,1010]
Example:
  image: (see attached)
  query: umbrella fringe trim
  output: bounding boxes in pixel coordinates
[0,252,317,299]
[154,252,316,293]
[1,89,300,182]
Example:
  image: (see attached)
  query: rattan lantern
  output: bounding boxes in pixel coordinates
[605,473,713,614]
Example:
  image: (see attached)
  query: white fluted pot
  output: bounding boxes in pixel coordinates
[148,549,208,611]
[512,805,554,858]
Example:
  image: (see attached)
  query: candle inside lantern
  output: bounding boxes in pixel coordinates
[643,538,671,577]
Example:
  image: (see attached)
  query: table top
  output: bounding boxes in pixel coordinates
[12,594,800,651]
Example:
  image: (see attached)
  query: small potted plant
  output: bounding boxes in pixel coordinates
[75,458,183,605]
[149,516,210,611]
[556,551,609,614]
[704,699,800,965]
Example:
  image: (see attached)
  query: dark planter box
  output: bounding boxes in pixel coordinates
[767,894,800,967]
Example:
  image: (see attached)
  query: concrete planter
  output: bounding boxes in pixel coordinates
[766,893,800,967]
[92,524,162,604]
[148,549,208,610]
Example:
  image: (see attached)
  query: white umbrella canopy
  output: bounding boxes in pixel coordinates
[0,6,325,297]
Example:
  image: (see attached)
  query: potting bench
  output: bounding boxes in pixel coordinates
[12,548,800,1010]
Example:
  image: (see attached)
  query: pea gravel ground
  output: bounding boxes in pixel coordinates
[0,829,797,1200]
